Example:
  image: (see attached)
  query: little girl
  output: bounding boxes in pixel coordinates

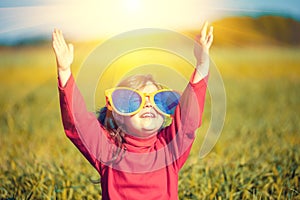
[52,23,213,200]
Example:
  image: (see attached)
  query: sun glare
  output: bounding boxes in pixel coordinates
[124,0,141,12]
[12,0,224,41]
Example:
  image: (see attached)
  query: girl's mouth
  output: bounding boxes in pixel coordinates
[140,112,155,118]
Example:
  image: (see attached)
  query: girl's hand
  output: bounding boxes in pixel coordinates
[191,22,213,83]
[193,22,213,66]
[52,29,74,72]
[52,29,74,86]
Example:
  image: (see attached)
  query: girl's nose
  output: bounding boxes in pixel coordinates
[144,96,153,108]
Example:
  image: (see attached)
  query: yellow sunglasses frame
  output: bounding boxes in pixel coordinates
[105,87,180,117]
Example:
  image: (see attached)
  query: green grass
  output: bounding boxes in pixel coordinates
[0,43,299,199]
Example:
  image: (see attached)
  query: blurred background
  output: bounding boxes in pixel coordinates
[0,0,299,199]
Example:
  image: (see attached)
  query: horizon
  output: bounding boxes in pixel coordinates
[1,0,300,45]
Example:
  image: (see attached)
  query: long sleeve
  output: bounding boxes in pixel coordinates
[159,74,208,171]
[179,74,209,132]
[58,74,114,172]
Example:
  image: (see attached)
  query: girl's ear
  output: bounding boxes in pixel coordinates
[162,116,172,128]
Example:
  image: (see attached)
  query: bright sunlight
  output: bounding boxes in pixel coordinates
[123,0,141,12]
[45,0,223,40]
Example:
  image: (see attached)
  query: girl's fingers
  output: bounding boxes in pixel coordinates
[57,30,64,47]
[208,26,213,38]
[206,26,214,47]
[55,29,64,48]
[52,29,57,43]
[52,30,60,50]
[68,43,74,54]
[194,23,213,52]
[200,22,208,42]
[52,28,70,53]
[207,34,214,49]
[53,29,62,48]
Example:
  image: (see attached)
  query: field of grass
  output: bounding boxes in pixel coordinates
[0,42,299,199]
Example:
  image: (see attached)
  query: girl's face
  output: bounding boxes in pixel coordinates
[116,81,165,138]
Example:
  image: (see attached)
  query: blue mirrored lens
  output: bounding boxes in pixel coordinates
[112,89,141,113]
[154,91,180,115]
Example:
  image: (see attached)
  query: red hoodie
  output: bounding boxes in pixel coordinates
[58,74,208,200]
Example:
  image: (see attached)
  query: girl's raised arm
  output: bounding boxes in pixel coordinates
[52,29,74,87]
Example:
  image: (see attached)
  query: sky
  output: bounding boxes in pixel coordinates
[0,0,300,45]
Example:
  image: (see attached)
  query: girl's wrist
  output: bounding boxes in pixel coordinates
[196,60,209,74]
[58,68,71,87]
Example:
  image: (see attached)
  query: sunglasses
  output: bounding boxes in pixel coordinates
[105,87,181,116]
